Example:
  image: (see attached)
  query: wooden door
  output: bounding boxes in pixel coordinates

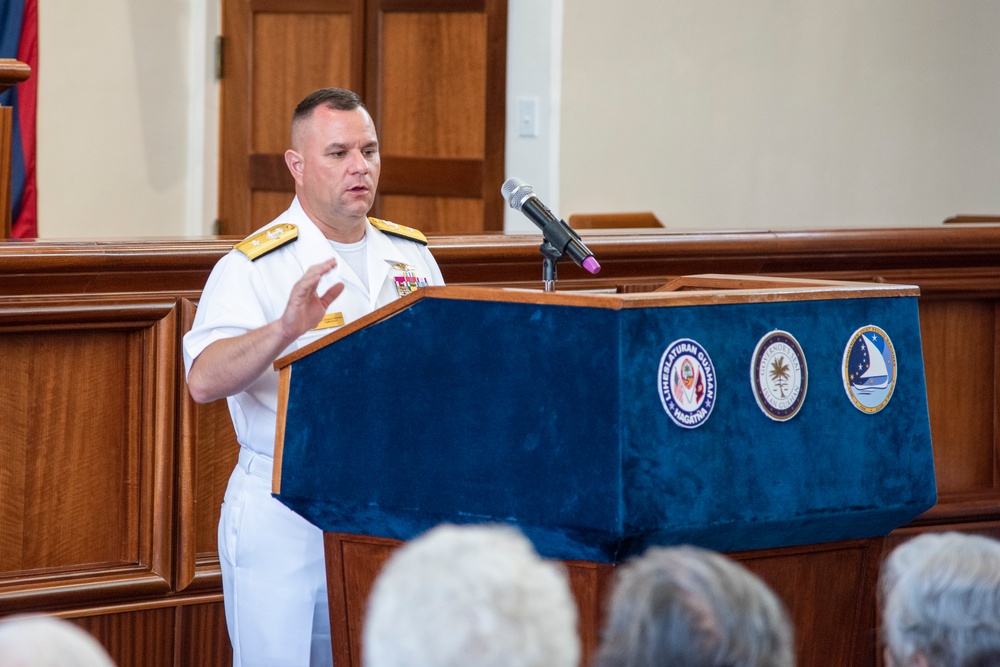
[219,0,507,237]
[219,0,365,236]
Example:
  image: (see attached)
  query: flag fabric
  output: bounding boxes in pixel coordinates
[0,0,37,238]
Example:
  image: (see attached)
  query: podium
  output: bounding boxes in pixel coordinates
[272,275,936,665]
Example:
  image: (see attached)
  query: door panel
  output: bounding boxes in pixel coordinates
[220,0,365,235]
[220,0,506,237]
[379,194,483,234]
[378,12,487,158]
[252,13,358,154]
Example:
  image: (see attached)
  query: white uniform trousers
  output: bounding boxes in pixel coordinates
[219,448,334,667]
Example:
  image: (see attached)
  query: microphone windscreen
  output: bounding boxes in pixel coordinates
[501,177,532,211]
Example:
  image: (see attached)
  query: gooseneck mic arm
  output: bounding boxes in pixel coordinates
[501,178,601,286]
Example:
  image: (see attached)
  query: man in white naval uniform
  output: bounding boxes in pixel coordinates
[183,88,444,667]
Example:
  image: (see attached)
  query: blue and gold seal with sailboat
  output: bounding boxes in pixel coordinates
[842,325,897,413]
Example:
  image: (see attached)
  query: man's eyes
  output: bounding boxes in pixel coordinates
[326,149,378,158]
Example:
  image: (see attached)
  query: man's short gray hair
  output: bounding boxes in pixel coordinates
[363,523,580,667]
[881,531,1000,667]
[593,545,794,667]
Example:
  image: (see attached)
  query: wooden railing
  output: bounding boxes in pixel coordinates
[1,226,1000,666]
[0,59,30,238]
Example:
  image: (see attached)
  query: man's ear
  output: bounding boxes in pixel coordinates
[284,149,304,186]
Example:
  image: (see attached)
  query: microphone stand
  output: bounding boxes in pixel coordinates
[540,240,563,293]
[537,216,586,293]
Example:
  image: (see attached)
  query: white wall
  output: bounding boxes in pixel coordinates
[33,1,1000,237]
[36,0,219,238]
[560,0,1000,231]
[503,0,562,233]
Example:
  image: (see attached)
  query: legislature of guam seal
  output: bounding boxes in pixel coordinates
[750,330,807,422]
[842,325,897,414]
[658,338,717,429]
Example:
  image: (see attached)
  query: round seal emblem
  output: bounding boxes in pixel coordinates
[842,325,897,414]
[750,330,807,421]
[658,338,717,429]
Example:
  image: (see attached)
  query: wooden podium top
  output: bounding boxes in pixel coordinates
[276,274,917,369]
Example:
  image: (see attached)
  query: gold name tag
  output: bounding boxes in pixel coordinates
[312,312,345,330]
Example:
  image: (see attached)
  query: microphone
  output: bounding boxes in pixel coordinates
[501,177,601,275]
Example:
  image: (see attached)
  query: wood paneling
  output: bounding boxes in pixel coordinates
[325,533,615,667]
[340,537,396,667]
[177,299,239,592]
[325,533,877,667]
[220,0,505,236]
[366,0,507,232]
[379,12,487,158]
[0,301,177,612]
[58,597,230,667]
[918,299,997,495]
[251,190,297,236]
[0,330,137,572]
[220,0,365,235]
[0,105,11,238]
[379,194,484,234]
[735,540,883,667]
[72,607,175,667]
[251,13,356,154]
[177,600,234,666]
[0,59,31,239]
[564,560,614,665]
[1,224,1000,663]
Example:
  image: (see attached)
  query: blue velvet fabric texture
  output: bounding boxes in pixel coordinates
[276,294,936,562]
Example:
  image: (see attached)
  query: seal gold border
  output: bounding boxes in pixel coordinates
[842,325,897,414]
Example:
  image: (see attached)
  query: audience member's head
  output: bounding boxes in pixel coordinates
[363,523,580,667]
[593,544,794,667]
[960,647,1000,667]
[0,614,116,666]
[880,531,1000,667]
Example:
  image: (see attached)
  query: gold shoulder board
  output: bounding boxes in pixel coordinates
[368,217,428,246]
[234,223,299,260]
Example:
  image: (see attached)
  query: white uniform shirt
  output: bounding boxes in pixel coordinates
[183,197,445,457]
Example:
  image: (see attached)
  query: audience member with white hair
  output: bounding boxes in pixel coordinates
[592,544,795,667]
[363,523,580,667]
[0,614,116,666]
[880,531,1000,667]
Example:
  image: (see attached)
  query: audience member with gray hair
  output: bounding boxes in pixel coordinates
[363,523,580,667]
[592,544,794,667]
[0,614,116,666]
[880,531,1000,667]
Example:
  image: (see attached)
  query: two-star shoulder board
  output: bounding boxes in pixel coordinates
[235,223,299,260]
[234,217,427,260]
[369,217,428,245]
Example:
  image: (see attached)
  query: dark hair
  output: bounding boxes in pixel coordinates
[292,87,366,124]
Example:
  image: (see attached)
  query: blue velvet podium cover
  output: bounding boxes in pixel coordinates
[273,277,936,563]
